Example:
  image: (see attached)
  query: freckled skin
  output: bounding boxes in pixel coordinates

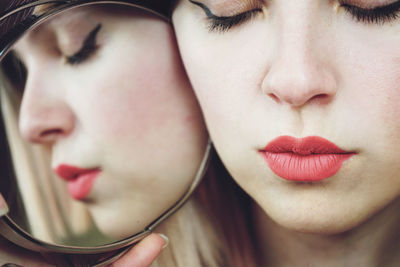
[173,0,400,234]
[16,6,207,238]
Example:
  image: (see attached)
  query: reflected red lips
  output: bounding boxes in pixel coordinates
[55,164,101,200]
[259,136,356,182]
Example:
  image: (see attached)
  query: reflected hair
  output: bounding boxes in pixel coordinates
[0,0,35,37]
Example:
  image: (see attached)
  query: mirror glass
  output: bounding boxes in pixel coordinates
[0,2,208,248]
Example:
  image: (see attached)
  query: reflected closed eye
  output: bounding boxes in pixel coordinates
[66,23,102,65]
[189,0,262,32]
[340,0,400,24]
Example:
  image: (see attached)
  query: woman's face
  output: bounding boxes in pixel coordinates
[173,0,400,234]
[13,5,207,238]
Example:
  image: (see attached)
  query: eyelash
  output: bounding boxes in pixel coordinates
[190,0,400,33]
[66,23,102,65]
[340,0,400,24]
[189,0,262,32]
[1,24,103,95]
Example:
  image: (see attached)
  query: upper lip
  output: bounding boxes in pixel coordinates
[54,164,101,181]
[260,136,355,155]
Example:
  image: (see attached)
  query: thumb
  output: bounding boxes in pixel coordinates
[110,233,168,267]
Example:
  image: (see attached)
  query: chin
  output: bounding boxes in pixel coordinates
[257,197,373,235]
[270,212,366,235]
[94,212,145,239]
[276,217,360,235]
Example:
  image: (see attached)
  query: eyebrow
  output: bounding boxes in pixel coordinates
[202,0,260,10]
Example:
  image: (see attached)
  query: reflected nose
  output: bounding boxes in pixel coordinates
[19,76,75,144]
[262,17,337,108]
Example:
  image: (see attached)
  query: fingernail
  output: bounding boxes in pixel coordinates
[0,194,9,217]
[158,233,169,249]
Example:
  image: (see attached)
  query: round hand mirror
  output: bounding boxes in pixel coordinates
[0,0,210,265]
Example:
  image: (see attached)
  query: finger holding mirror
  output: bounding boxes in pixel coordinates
[0,0,210,265]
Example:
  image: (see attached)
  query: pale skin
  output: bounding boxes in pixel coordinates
[0,4,205,266]
[173,0,400,266]
[13,5,207,239]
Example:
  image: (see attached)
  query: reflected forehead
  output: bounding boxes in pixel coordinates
[42,7,96,33]
[13,7,97,55]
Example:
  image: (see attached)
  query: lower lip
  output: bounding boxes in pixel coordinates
[260,152,354,182]
[67,171,100,200]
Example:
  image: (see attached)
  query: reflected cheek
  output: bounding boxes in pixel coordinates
[101,102,164,147]
[81,66,201,155]
[84,68,165,139]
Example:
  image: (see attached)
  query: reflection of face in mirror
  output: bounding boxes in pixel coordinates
[0,4,207,244]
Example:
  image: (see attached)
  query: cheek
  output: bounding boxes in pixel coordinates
[178,28,268,142]
[336,29,400,151]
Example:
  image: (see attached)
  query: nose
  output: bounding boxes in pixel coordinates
[19,74,75,144]
[262,9,337,108]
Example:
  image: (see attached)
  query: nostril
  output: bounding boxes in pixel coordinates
[39,129,63,138]
[268,93,281,104]
[310,93,331,105]
[18,99,75,144]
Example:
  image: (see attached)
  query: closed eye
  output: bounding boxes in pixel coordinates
[340,0,400,24]
[189,0,262,32]
[66,23,102,65]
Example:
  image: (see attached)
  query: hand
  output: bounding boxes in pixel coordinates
[0,194,168,267]
[109,233,169,267]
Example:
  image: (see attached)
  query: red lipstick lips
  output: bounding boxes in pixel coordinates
[55,164,101,200]
[259,136,355,182]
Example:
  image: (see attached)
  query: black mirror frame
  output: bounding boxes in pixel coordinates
[0,0,211,258]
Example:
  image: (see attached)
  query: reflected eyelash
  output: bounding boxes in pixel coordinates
[341,0,400,24]
[66,23,102,65]
[189,0,262,32]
